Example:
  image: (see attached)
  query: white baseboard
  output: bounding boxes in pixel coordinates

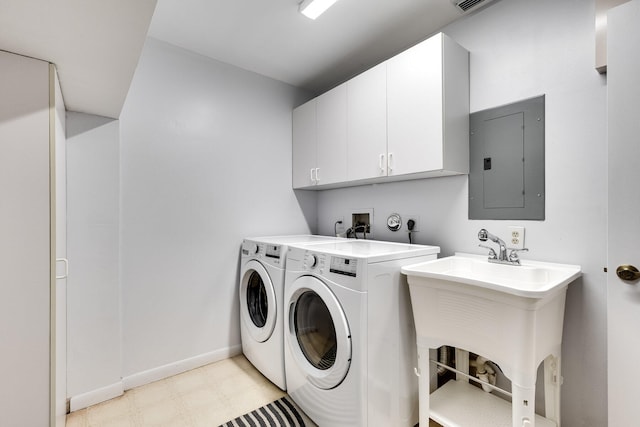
[122,345,242,391]
[68,345,242,413]
[69,381,124,412]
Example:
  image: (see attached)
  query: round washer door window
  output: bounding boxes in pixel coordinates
[287,275,351,390]
[240,260,276,343]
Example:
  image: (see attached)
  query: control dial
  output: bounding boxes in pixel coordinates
[307,254,318,268]
[247,243,259,255]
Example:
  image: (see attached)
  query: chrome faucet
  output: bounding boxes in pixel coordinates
[478,229,528,265]
[478,229,508,262]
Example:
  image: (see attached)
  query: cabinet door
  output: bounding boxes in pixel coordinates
[292,100,317,189]
[347,63,387,181]
[316,83,347,185]
[387,34,444,176]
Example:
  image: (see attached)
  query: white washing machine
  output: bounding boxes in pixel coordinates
[239,235,341,390]
[283,240,440,426]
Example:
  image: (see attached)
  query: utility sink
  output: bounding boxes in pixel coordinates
[401,253,581,299]
[402,253,582,427]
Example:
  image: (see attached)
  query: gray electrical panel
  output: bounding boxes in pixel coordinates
[469,95,545,220]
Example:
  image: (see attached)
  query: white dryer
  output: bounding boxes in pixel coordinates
[239,235,341,390]
[283,240,440,426]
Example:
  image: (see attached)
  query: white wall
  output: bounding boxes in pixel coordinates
[66,112,122,401]
[119,38,316,377]
[317,0,607,425]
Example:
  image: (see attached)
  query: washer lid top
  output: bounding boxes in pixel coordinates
[300,240,440,263]
[244,235,341,245]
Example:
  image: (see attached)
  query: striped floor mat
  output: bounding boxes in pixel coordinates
[219,396,315,427]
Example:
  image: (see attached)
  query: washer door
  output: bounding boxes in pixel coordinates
[287,275,351,390]
[240,260,276,343]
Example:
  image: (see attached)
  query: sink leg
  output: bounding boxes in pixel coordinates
[543,355,561,425]
[417,346,431,426]
[512,383,536,427]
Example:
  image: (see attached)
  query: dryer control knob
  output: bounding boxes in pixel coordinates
[248,243,259,254]
[308,254,318,268]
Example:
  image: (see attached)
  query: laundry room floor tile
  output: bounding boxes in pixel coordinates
[66,354,442,426]
[66,355,286,427]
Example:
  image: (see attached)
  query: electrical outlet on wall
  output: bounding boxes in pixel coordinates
[406,215,420,232]
[508,226,525,249]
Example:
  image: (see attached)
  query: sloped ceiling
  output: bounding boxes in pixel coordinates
[148,0,495,95]
[0,0,157,119]
[0,0,499,118]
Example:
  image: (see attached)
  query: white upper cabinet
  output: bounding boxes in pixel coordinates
[316,83,347,186]
[292,32,469,190]
[292,83,347,189]
[387,32,469,178]
[347,62,388,181]
[292,99,317,188]
[387,35,444,175]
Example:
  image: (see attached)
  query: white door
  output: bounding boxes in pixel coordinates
[607,1,640,425]
[52,65,67,427]
[0,51,51,426]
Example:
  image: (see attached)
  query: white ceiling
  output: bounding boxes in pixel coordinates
[0,0,497,119]
[0,0,157,119]
[148,0,496,95]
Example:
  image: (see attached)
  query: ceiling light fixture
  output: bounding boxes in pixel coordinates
[299,0,339,20]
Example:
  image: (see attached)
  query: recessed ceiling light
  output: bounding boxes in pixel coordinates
[299,0,340,20]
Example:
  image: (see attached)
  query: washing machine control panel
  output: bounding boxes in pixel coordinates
[242,242,260,255]
[329,257,358,277]
[304,253,324,271]
[242,241,283,267]
[301,251,358,278]
[264,245,281,260]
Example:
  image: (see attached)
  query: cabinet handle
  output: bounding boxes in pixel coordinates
[379,154,385,174]
[315,168,320,183]
[388,152,394,173]
[56,258,68,280]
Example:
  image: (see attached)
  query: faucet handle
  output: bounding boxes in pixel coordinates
[508,248,529,263]
[479,244,497,259]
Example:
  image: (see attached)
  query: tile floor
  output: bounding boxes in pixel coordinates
[66,355,286,427]
[66,354,440,426]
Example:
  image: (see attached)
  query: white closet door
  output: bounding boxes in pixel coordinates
[0,51,52,426]
[52,65,67,427]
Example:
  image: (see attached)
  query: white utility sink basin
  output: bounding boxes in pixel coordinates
[402,253,582,427]
[401,253,581,298]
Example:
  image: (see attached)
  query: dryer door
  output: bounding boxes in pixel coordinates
[240,260,277,342]
[287,275,351,390]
